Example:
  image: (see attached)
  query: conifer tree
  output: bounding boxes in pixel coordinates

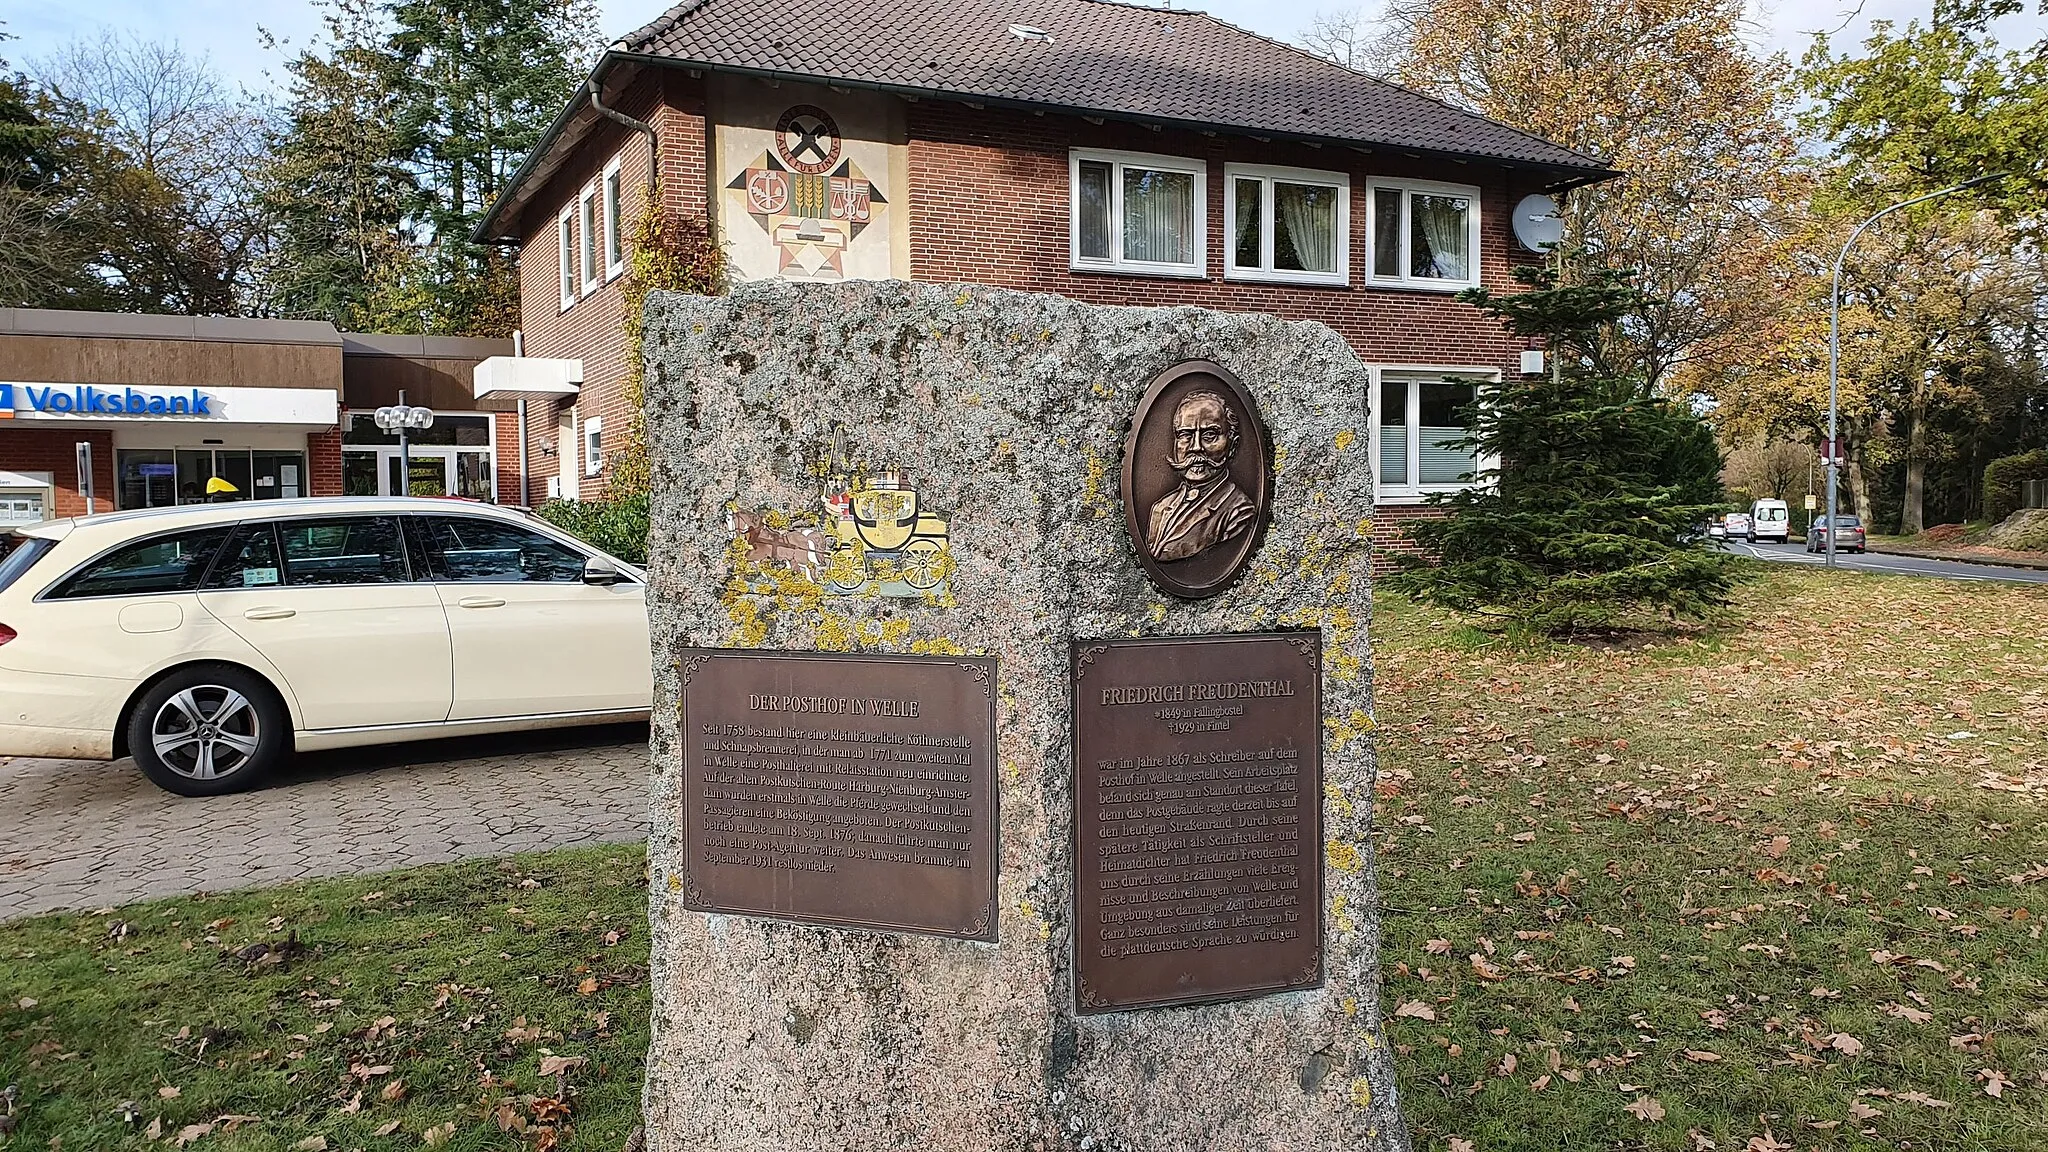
[1384,266,1735,634]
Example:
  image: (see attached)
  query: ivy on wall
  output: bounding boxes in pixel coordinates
[607,191,726,499]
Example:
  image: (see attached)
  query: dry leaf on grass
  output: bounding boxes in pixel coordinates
[1682,1049,1722,1062]
[1884,1002,1933,1024]
[1393,999,1437,1021]
[537,1054,587,1076]
[1626,1095,1666,1122]
[1827,1033,1865,1056]
[293,1138,328,1151]
[1897,1090,1951,1108]
[1848,1099,1883,1120]
[1448,1140,1475,1152]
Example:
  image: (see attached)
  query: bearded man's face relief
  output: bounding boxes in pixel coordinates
[1169,393,1235,487]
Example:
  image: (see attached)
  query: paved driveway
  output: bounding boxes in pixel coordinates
[0,724,649,921]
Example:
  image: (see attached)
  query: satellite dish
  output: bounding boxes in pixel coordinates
[1512,194,1565,252]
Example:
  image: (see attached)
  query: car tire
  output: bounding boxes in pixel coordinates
[127,664,290,797]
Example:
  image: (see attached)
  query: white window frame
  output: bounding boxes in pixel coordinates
[557,205,577,311]
[1364,178,1483,292]
[578,181,601,294]
[1068,148,1207,278]
[1223,163,1350,286]
[602,156,626,281]
[583,415,603,477]
[1367,365,1501,504]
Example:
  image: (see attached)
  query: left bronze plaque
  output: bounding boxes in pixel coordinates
[678,649,998,940]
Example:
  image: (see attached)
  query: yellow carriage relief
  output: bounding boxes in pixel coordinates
[821,469,951,596]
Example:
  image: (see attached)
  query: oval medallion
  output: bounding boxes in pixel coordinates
[1120,360,1272,599]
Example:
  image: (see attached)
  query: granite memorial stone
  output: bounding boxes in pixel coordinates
[641,279,1406,1151]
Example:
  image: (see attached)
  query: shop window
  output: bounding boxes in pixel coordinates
[121,449,304,508]
[1070,150,1206,276]
[341,413,495,500]
[1225,164,1349,286]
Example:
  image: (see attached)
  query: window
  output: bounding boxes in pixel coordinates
[583,416,603,476]
[1225,165,1348,285]
[1366,179,1481,290]
[1375,373,1492,497]
[48,527,234,599]
[422,517,587,584]
[558,206,577,310]
[1070,150,1205,276]
[603,157,625,279]
[203,523,283,590]
[276,517,411,586]
[579,182,600,292]
[0,537,56,594]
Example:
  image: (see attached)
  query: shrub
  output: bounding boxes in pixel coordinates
[1982,448,2048,523]
[535,494,650,565]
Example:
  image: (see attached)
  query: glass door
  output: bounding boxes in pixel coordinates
[386,451,456,497]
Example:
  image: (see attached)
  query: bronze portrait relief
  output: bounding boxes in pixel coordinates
[1121,361,1272,598]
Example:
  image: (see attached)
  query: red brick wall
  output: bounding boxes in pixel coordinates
[491,411,524,505]
[0,428,115,518]
[306,428,342,498]
[514,73,708,503]
[1370,503,1445,574]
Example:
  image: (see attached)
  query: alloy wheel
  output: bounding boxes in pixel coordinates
[151,685,262,781]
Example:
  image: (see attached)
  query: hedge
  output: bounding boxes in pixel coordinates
[535,494,650,566]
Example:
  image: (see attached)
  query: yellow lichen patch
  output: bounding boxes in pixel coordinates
[1327,840,1363,873]
[1361,1029,1380,1051]
[1342,996,1359,1017]
[1080,448,1112,517]
[1147,603,1167,623]
[1017,899,1052,940]
[666,873,682,892]
[1325,708,1374,750]
[1331,892,1357,935]
[1355,517,1373,538]
[1348,1078,1372,1110]
[959,391,983,406]
[1334,428,1356,453]
[1324,781,1354,818]
[1273,444,1289,472]
[909,636,968,656]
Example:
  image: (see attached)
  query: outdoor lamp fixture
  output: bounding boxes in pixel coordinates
[372,391,436,489]
[1825,171,2007,568]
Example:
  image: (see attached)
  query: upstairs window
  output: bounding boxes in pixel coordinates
[579,182,600,292]
[1367,179,1481,290]
[603,157,626,279]
[1225,164,1348,285]
[557,206,577,310]
[1070,150,1205,277]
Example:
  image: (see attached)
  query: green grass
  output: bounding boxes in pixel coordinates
[5,566,2047,1151]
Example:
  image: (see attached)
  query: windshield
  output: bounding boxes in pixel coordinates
[0,536,56,594]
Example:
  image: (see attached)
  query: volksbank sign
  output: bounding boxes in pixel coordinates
[0,383,217,417]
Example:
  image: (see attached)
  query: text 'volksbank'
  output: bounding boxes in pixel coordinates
[0,385,215,416]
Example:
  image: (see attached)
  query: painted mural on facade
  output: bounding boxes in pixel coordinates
[713,79,910,282]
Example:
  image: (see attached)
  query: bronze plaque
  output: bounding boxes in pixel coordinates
[678,649,998,940]
[1121,360,1273,599]
[1071,632,1323,1013]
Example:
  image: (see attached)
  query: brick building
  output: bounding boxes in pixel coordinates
[473,0,1613,558]
[0,310,514,523]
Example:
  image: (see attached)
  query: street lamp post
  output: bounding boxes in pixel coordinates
[1826,173,2006,567]
[372,391,436,496]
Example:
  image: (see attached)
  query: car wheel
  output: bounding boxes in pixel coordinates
[127,664,289,797]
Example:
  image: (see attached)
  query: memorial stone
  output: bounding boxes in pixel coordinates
[641,279,1406,1151]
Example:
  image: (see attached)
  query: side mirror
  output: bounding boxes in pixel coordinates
[583,558,622,586]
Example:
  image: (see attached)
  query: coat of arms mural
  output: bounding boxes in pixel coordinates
[725,104,889,278]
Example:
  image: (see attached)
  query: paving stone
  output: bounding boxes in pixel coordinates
[0,725,650,920]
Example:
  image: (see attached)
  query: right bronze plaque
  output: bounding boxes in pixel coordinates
[1071,632,1323,1013]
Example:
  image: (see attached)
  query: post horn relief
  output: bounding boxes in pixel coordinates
[727,105,887,278]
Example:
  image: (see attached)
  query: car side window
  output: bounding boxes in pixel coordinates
[422,517,587,583]
[202,523,285,590]
[48,526,236,599]
[276,517,411,586]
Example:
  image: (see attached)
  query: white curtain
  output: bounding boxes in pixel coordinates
[1412,194,1469,280]
[1233,178,1262,268]
[1275,182,1336,273]
[1124,168,1194,264]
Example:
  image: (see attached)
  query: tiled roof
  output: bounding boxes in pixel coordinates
[619,0,1609,173]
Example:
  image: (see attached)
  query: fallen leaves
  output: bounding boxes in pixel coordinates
[536,1054,586,1077]
[1625,1095,1667,1122]
[1393,999,1437,1021]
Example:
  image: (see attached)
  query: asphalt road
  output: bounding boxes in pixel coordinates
[1723,539,2048,585]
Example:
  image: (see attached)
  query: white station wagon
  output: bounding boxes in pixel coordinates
[0,498,651,796]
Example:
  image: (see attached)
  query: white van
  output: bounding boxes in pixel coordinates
[1748,499,1790,543]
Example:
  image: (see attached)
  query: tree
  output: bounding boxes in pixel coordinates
[258,0,418,328]
[0,27,90,308]
[1384,267,1735,634]
[384,0,598,335]
[1300,0,1809,394]
[31,33,274,314]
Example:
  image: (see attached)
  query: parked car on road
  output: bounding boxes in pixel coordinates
[1748,499,1790,543]
[0,498,650,796]
[1806,514,1868,554]
[1723,512,1752,542]
[1706,516,1727,540]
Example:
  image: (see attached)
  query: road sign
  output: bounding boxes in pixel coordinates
[1804,495,1818,510]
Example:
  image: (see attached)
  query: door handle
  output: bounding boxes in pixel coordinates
[457,596,506,609]
[242,607,296,620]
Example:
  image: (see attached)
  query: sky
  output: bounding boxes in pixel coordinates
[1,0,2042,98]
